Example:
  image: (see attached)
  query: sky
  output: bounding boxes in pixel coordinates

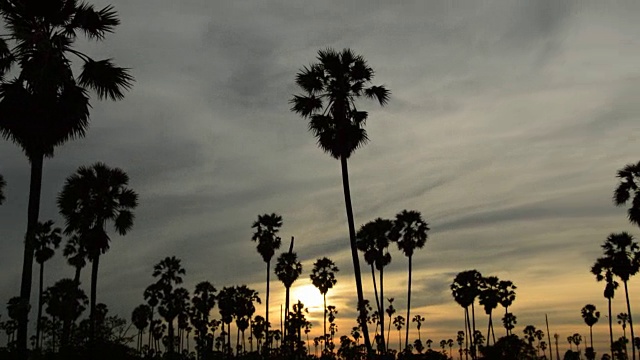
[1,0,639,355]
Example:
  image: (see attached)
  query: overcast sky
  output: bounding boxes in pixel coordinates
[1,0,639,354]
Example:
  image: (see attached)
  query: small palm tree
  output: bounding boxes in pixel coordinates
[33,220,61,349]
[479,276,500,345]
[572,333,582,353]
[593,256,619,358]
[451,270,482,356]
[151,256,186,355]
[619,313,629,341]
[497,280,516,316]
[447,339,454,358]
[42,278,88,349]
[63,233,87,285]
[390,209,429,349]
[412,315,425,342]
[581,304,600,349]
[310,257,338,352]
[274,239,302,344]
[190,281,217,357]
[393,315,405,352]
[614,161,640,227]
[386,298,396,350]
[0,2,133,349]
[502,313,517,336]
[131,304,151,353]
[251,212,282,348]
[57,162,138,344]
[291,48,390,355]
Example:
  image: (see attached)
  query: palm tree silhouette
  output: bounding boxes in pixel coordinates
[385,298,396,350]
[63,233,88,286]
[143,282,163,351]
[0,3,133,349]
[478,276,500,345]
[501,313,517,336]
[614,161,640,227]
[190,281,217,357]
[131,304,151,353]
[393,315,405,352]
[451,270,482,359]
[390,209,429,349]
[42,278,88,350]
[598,232,640,360]
[218,286,237,355]
[274,238,302,347]
[356,217,393,352]
[58,162,138,345]
[497,280,516,317]
[618,313,629,341]
[581,304,600,349]
[251,212,282,349]
[233,286,261,354]
[572,333,582,353]
[152,256,187,355]
[291,48,390,356]
[33,220,61,349]
[592,256,619,358]
[310,257,338,352]
[412,315,425,342]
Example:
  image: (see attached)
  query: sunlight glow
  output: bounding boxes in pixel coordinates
[290,284,325,312]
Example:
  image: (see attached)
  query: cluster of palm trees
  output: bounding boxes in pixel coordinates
[0,0,133,356]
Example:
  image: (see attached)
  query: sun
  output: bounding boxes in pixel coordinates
[290,284,325,312]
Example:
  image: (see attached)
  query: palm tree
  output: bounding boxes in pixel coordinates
[356,217,393,352]
[447,339,454,358]
[151,256,186,355]
[389,209,429,349]
[502,313,517,336]
[274,239,302,345]
[291,48,390,355]
[412,315,425,342]
[131,304,151,353]
[581,304,600,349]
[614,161,640,227]
[385,298,396,350]
[190,281,217,357]
[63,233,87,285]
[310,257,338,352]
[523,325,537,348]
[42,278,88,349]
[572,333,582,353]
[251,212,282,349]
[451,270,482,358]
[592,256,619,358]
[478,276,500,345]
[0,2,133,350]
[233,285,261,354]
[218,286,237,355]
[33,220,61,349]
[497,280,516,317]
[393,315,405,352]
[618,313,629,341]
[58,162,138,344]
[599,232,640,360]
[143,282,163,351]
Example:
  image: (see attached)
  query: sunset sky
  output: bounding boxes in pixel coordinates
[1,0,639,355]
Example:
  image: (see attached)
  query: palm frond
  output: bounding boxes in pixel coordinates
[78,58,133,100]
[290,95,323,118]
[364,86,390,106]
[71,3,119,40]
[295,65,324,94]
[114,210,134,235]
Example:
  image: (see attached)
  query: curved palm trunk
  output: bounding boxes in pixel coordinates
[89,254,100,350]
[36,262,44,349]
[380,267,386,352]
[265,260,271,351]
[405,255,412,350]
[624,280,636,360]
[609,297,614,359]
[370,264,380,324]
[18,153,44,355]
[340,155,373,357]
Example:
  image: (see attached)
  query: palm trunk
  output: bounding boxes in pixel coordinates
[465,307,472,360]
[609,297,614,359]
[265,260,271,351]
[590,326,593,349]
[323,293,327,352]
[387,315,392,350]
[405,255,412,350]
[89,253,100,349]
[285,287,290,348]
[370,264,380,325]
[379,267,386,352]
[340,155,373,357]
[486,312,491,346]
[471,302,477,359]
[148,308,154,349]
[545,314,552,360]
[18,153,44,355]
[36,262,44,349]
[625,280,636,360]
[168,318,176,355]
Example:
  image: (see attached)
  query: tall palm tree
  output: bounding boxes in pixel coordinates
[58,162,138,344]
[218,286,237,355]
[599,232,640,360]
[234,285,261,354]
[291,48,390,356]
[478,276,500,345]
[614,161,640,227]
[310,257,338,352]
[389,209,429,349]
[497,280,516,316]
[581,304,600,349]
[0,2,133,350]
[33,220,61,349]
[151,256,186,355]
[451,270,482,359]
[131,304,151,353]
[592,256,619,358]
[274,239,302,346]
[356,217,393,352]
[251,212,282,349]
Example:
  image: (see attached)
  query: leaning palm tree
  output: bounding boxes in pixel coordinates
[0,2,133,350]
[592,256,618,358]
[356,217,393,352]
[274,238,302,344]
[291,48,390,355]
[251,212,282,349]
[614,161,640,227]
[33,220,62,349]
[581,304,600,349]
[599,232,640,360]
[57,162,138,344]
[390,209,429,349]
[310,257,338,352]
